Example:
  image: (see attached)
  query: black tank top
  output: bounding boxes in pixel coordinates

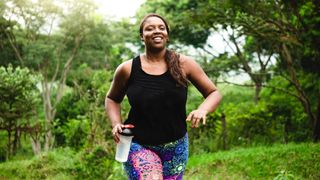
[124,55,188,145]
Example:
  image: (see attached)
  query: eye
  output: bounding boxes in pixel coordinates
[159,26,166,31]
[144,26,154,31]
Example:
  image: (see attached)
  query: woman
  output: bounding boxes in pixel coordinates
[105,13,222,180]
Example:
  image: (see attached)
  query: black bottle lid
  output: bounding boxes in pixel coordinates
[119,124,134,136]
[120,128,134,136]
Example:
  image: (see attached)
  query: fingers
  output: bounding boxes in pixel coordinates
[188,111,201,128]
[111,124,135,143]
[192,116,201,128]
[112,124,123,143]
[113,134,120,143]
[186,113,197,127]
[186,113,193,122]
[112,124,122,134]
[186,109,207,128]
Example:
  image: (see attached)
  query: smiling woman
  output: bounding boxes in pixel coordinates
[105,13,222,179]
[140,16,169,52]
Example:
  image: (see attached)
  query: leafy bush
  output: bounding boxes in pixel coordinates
[74,146,125,179]
[0,148,77,179]
[185,143,320,179]
[0,146,126,179]
[225,102,280,147]
[56,118,89,150]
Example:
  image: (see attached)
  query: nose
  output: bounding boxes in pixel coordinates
[154,28,162,33]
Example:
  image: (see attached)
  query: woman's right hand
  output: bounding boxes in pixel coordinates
[112,124,123,143]
[112,124,135,143]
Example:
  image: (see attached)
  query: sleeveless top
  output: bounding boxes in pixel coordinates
[124,55,188,145]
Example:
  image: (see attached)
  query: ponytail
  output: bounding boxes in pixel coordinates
[165,49,188,87]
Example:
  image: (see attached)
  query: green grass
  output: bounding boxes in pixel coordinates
[184,143,320,179]
[0,143,319,179]
[0,146,127,180]
[0,148,78,179]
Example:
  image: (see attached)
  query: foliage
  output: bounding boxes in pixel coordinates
[261,76,312,142]
[56,118,89,150]
[185,143,320,179]
[74,146,124,179]
[54,65,114,147]
[0,143,318,179]
[0,146,126,179]
[188,82,312,152]
[0,148,77,179]
[54,65,131,152]
[225,102,277,146]
[0,65,40,158]
[0,17,20,67]
[1,0,319,177]
[0,65,40,118]
[74,18,136,70]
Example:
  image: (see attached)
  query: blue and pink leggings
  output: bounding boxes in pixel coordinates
[124,134,188,180]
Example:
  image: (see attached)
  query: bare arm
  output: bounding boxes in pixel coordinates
[182,55,222,128]
[105,60,132,142]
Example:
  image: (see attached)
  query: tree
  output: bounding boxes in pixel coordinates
[0,65,40,159]
[3,0,98,150]
[137,0,320,141]
[0,17,20,67]
[73,18,136,71]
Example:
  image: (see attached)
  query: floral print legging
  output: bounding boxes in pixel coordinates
[124,134,188,180]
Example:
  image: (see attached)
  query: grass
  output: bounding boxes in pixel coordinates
[0,148,78,179]
[0,146,127,180]
[184,143,320,179]
[0,143,319,179]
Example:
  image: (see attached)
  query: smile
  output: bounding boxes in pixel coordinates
[152,36,163,42]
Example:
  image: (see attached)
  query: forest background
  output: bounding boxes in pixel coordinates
[0,0,319,179]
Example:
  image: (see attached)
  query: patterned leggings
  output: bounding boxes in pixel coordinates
[124,134,188,180]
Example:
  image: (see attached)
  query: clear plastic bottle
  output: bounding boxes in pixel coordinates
[115,127,134,162]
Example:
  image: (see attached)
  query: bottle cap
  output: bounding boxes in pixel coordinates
[120,128,134,136]
[120,124,134,136]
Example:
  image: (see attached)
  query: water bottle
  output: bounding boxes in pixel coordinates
[115,125,134,162]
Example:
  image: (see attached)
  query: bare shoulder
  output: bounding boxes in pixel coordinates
[114,59,133,80]
[179,54,200,76]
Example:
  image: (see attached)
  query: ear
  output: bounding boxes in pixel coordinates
[140,34,144,41]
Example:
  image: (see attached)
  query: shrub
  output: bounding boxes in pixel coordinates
[74,146,125,179]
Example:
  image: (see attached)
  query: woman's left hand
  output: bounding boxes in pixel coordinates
[186,109,208,128]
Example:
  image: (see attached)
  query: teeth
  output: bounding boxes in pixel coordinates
[154,37,162,40]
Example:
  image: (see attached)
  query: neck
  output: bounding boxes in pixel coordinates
[145,48,166,62]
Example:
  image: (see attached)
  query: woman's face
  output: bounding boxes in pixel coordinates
[141,16,169,50]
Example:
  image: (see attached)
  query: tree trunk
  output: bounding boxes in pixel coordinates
[44,126,54,151]
[281,44,316,129]
[87,108,95,148]
[6,130,12,160]
[30,136,41,155]
[4,30,24,66]
[43,100,55,151]
[42,35,82,151]
[284,117,292,143]
[29,123,42,155]
[313,95,320,142]
[229,32,263,104]
[42,79,55,151]
[254,82,262,104]
[12,126,20,155]
[221,112,228,150]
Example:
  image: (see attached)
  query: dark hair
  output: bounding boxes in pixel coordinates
[139,13,187,86]
[139,13,170,36]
